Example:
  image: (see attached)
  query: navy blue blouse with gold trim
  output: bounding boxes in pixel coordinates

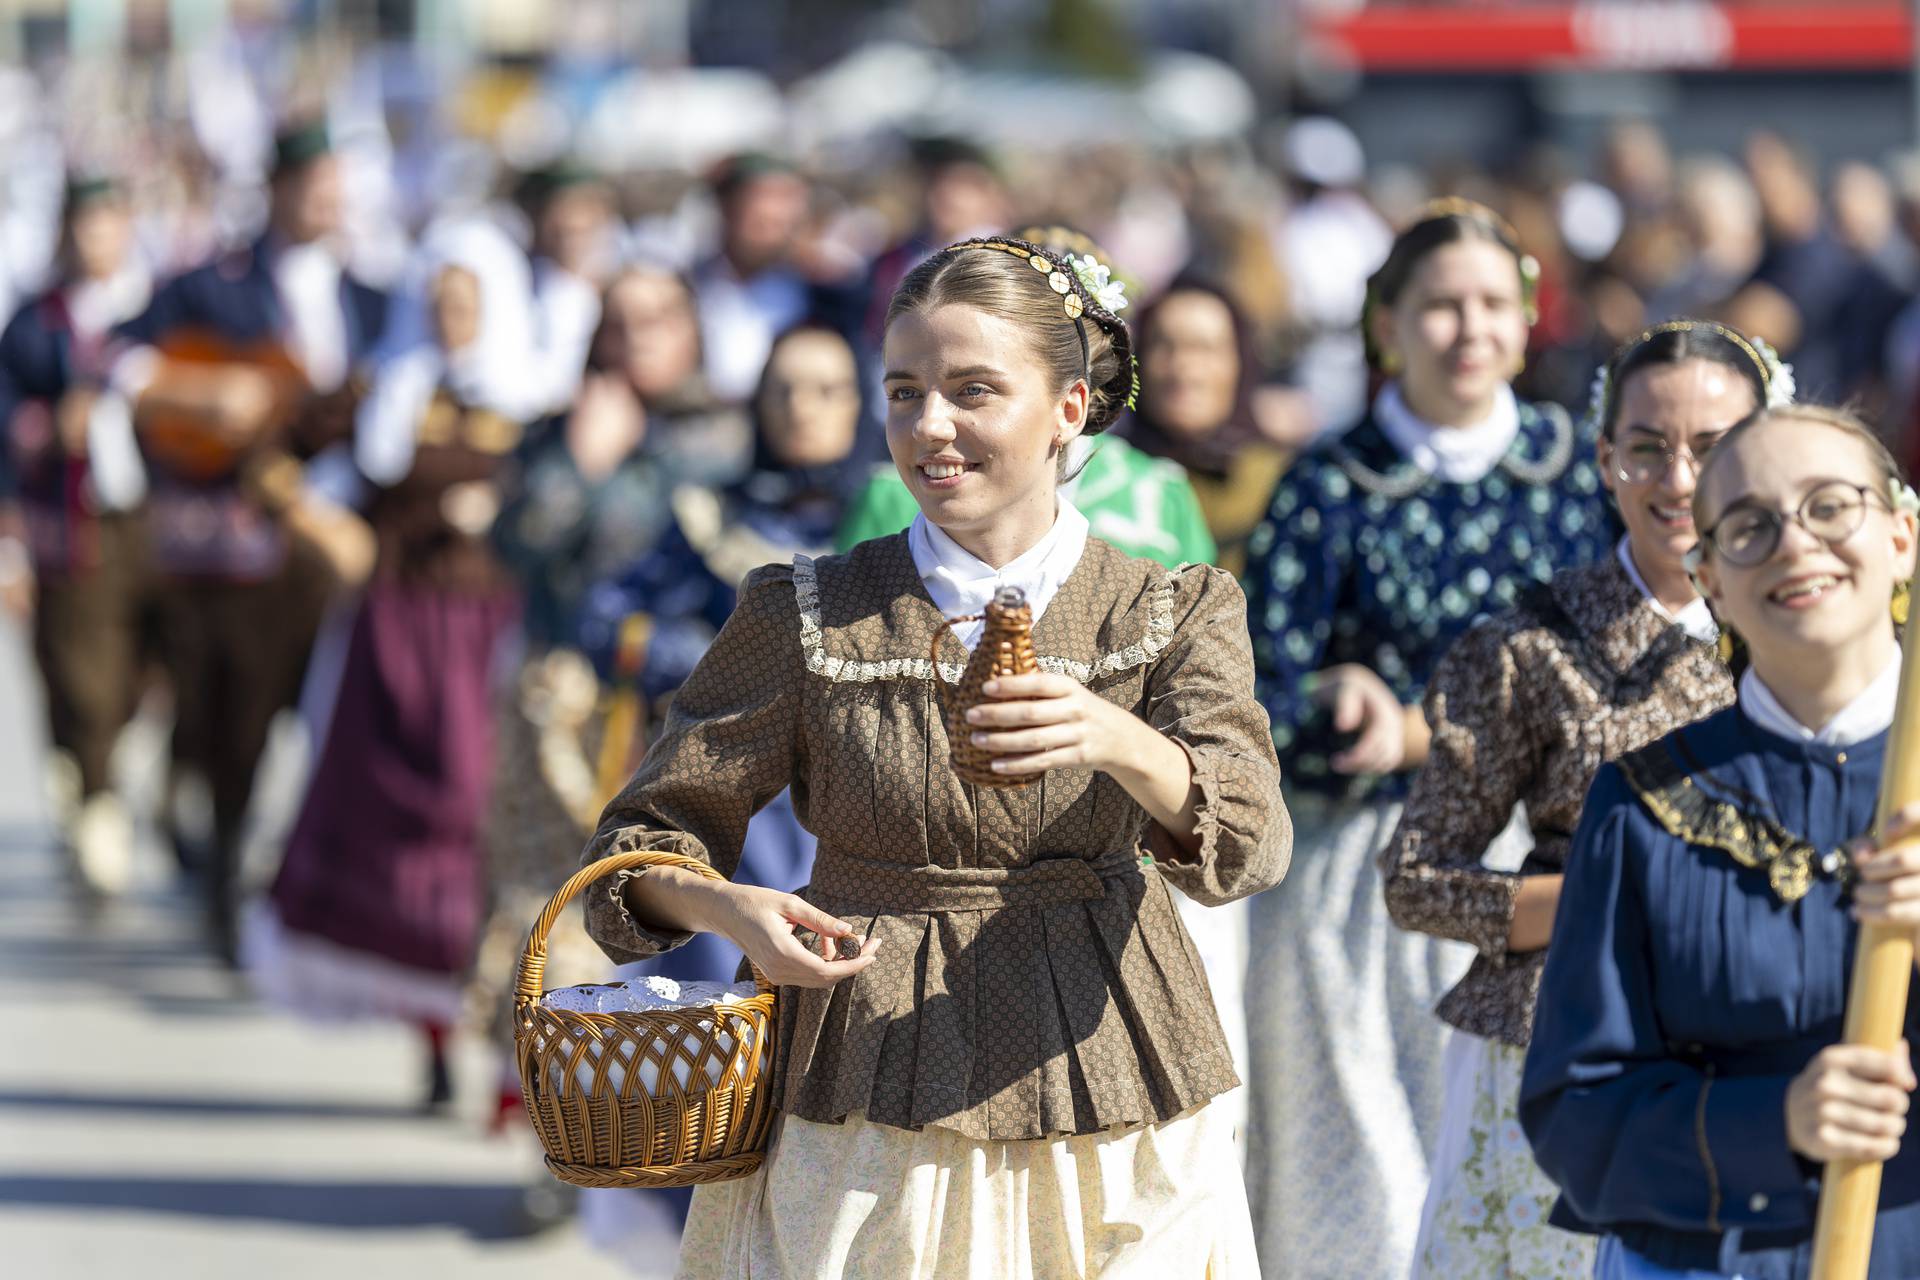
[1521,705,1920,1279]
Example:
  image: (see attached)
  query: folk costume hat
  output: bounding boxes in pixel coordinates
[946,234,1140,432]
[272,120,334,178]
[514,159,606,211]
[62,172,122,216]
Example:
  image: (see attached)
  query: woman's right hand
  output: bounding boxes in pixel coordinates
[1311,663,1409,775]
[696,881,881,990]
[1786,1041,1916,1163]
[567,373,647,483]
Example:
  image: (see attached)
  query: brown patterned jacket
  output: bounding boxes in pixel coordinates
[1380,555,1732,1047]
[580,532,1291,1140]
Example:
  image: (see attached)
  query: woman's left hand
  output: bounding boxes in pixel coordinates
[963,674,1126,778]
[1849,804,1920,938]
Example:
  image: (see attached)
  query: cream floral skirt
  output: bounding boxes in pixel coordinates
[673,1100,1257,1278]
[1411,1028,1594,1279]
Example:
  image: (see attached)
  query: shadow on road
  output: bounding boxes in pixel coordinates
[0,1174,554,1240]
[0,1089,427,1122]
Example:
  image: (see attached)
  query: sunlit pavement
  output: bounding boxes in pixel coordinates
[0,615,673,1277]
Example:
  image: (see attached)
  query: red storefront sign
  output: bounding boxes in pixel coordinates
[1303,3,1914,72]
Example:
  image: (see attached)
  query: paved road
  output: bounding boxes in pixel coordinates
[0,615,675,1277]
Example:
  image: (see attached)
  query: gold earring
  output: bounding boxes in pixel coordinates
[1716,626,1739,665]
[1380,350,1403,376]
[1894,579,1911,627]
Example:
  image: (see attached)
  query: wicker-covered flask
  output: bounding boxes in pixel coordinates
[936,585,1039,789]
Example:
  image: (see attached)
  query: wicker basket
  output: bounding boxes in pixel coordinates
[513,850,778,1188]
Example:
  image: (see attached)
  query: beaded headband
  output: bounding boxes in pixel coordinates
[1584,319,1795,438]
[949,236,1141,424]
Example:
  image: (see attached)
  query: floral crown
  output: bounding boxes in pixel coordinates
[955,235,1141,424]
[1583,319,1795,439]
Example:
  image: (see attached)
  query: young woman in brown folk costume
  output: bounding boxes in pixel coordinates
[577,236,1290,1277]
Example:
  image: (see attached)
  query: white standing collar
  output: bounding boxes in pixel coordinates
[908,500,1091,651]
[1373,381,1521,484]
[1740,646,1902,747]
[1616,536,1718,644]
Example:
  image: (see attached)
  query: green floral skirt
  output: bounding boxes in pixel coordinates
[1412,1027,1594,1278]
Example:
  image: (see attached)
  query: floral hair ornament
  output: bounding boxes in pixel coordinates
[1891,475,1920,517]
[1581,319,1796,439]
[953,235,1141,420]
[1752,337,1796,408]
[1067,253,1129,315]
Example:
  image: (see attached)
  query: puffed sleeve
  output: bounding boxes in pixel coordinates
[1520,764,1814,1234]
[1241,454,1352,766]
[1142,563,1291,905]
[1380,617,1537,955]
[578,561,808,964]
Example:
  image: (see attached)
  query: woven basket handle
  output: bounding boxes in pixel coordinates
[514,849,773,1010]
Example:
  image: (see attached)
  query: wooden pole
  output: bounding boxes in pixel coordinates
[1810,633,1920,1277]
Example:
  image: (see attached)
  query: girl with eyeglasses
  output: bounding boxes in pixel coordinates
[1382,320,1776,1276]
[1522,404,1920,1277]
[1240,200,1617,1277]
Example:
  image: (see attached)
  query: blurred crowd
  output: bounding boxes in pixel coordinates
[10,23,1920,1268]
[11,39,1920,448]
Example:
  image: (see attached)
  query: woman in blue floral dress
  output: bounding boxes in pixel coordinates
[1239,199,1615,1279]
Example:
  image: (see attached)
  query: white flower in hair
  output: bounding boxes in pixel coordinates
[1069,253,1128,314]
[1580,363,1610,435]
[1753,337,1796,407]
[1891,475,1920,516]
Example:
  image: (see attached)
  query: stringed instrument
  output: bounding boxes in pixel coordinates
[136,330,359,482]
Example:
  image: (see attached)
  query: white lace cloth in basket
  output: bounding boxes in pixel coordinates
[537,975,760,1097]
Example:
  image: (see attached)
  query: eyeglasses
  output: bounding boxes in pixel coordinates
[1698,481,1892,568]
[1611,436,1714,486]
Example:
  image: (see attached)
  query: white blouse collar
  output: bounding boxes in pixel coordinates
[1373,381,1521,484]
[908,499,1091,651]
[1615,536,1718,644]
[65,265,151,341]
[1739,647,1902,747]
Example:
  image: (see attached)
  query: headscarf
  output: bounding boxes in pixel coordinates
[1119,276,1265,478]
[728,323,869,544]
[356,217,542,486]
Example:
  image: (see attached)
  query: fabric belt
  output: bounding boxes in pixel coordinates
[809,848,1146,913]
